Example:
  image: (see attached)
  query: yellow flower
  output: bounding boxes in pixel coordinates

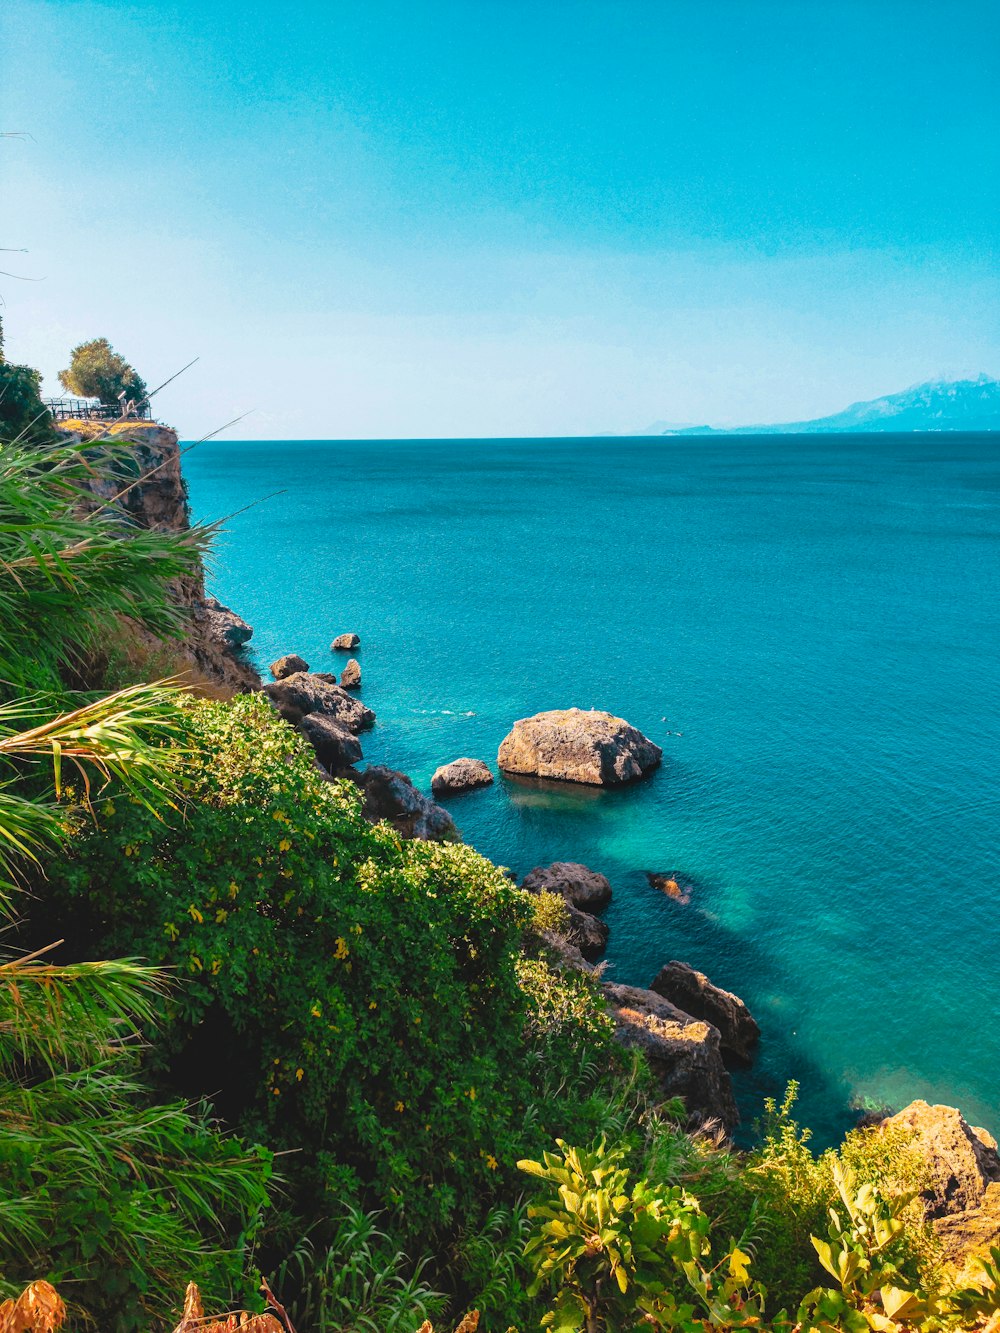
[211,958,222,975]
[295,1067,304,1082]
[395,1100,405,1113]
[351,924,362,935]
[368,1000,378,1010]
[485,1154,498,1171]
[215,908,228,924]
[164,922,179,942]
[334,937,350,960]
[228,880,240,899]
[189,955,203,973]
[311,1002,322,1018]
[188,905,204,924]
[278,838,292,853]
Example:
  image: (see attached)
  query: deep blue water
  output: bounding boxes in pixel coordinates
[185,434,1000,1144]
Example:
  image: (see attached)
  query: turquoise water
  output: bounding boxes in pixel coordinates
[185,434,1000,1143]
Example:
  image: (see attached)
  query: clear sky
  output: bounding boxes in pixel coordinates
[2,0,998,438]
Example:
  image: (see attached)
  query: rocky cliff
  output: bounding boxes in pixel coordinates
[59,419,260,695]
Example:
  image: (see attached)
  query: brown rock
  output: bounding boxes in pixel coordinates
[358,766,458,842]
[885,1101,1000,1218]
[602,981,737,1130]
[270,653,310,680]
[263,672,375,732]
[539,930,596,974]
[331,632,360,650]
[202,597,253,649]
[521,862,612,911]
[497,708,662,786]
[431,758,494,796]
[650,961,760,1063]
[300,713,363,774]
[340,658,362,690]
[564,904,609,960]
[935,1183,1000,1279]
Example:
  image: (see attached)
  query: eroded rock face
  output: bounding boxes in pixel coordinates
[264,672,375,732]
[602,981,737,1130]
[358,766,458,842]
[885,1101,1000,1218]
[340,658,362,690]
[63,422,261,694]
[498,709,662,786]
[521,862,613,911]
[431,758,494,796]
[331,632,360,650]
[204,597,253,649]
[300,713,363,775]
[271,654,309,680]
[650,962,760,1063]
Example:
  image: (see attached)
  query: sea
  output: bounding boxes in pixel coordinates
[184,433,1000,1145]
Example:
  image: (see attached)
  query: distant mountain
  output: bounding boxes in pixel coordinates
[633,419,697,435]
[662,376,1000,435]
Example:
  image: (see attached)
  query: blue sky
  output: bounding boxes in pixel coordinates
[2,0,998,437]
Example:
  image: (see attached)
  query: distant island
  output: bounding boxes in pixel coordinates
[653,375,1000,435]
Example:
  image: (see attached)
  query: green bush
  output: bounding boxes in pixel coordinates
[38,693,622,1255]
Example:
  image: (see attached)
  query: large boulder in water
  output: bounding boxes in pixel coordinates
[498,708,661,786]
[650,961,760,1063]
[358,766,458,842]
[431,758,494,796]
[331,632,360,650]
[263,671,375,732]
[602,981,737,1130]
[521,862,613,911]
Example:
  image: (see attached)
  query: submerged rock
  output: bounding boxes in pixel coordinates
[498,708,662,786]
[431,758,494,796]
[270,653,309,680]
[340,658,362,690]
[331,632,360,650]
[521,862,612,911]
[263,671,375,732]
[203,597,253,650]
[650,962,760,1063]
[300,713,363,775]
[602,981,737,1130]
[358,766,458,842]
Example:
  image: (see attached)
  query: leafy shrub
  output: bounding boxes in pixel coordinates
[741,1083,938,1310]
[38,694,621,1251]
[518,1138,768,1332]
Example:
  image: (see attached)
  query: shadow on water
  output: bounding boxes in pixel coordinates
[496,774,859,1149]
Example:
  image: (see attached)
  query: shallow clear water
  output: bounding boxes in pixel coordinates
[185,434,1000,1143]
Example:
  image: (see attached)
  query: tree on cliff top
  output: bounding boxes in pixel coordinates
[58,336,148,408]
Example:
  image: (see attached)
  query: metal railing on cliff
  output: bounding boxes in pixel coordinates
[43,397,152,423]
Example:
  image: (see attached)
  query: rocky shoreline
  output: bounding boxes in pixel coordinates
[102,420,1000,1273]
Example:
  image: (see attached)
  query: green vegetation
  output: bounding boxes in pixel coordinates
[0,327,998,1330]
[0,316,52,442]
[58,335,148,408]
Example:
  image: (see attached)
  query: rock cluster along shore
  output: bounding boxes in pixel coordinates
[93,421,1000,1267]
